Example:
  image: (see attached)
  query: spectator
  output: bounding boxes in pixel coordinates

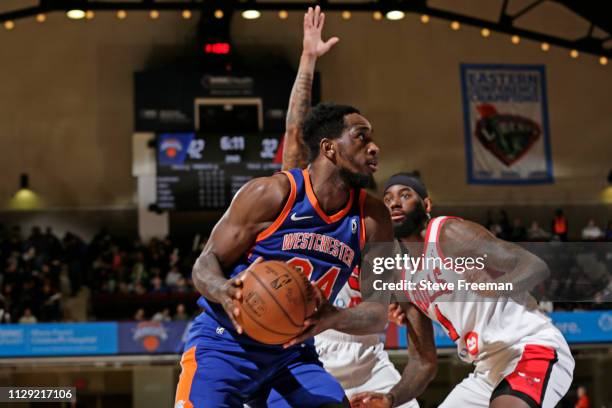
[174,303,188,321]
[575,385,590,408]
[131,251,148,284]
[134,308,146,321]
[0,295,11,323]
[605,220,612,241]
[488,218,502,238]
[165,266,182,288]
[174,277,189,293]
[19,308,37,324]
[133,281,147,296]
[499,210,512,240]
[510,218,527,241]
[581,219,603,241]
[152,307,171,322]
[528,221,550,241]
[150,276,167,294]
[552,209,568,241]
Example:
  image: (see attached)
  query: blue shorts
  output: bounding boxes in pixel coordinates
[174,312,346,407]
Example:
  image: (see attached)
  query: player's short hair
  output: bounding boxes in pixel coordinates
[302,102,360,162]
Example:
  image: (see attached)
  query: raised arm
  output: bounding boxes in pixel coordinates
[282,5,339,170]
[192,174,289,332]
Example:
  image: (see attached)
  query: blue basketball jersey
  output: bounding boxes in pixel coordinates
[198,168,366,332]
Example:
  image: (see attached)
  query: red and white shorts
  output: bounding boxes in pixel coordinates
[439,343,574,408]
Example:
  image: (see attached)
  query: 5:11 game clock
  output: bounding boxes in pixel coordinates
[156,133,282,211]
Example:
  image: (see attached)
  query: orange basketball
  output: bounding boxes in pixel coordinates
[235,260,317,345]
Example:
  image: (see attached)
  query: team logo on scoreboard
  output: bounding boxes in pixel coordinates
[474,103,541,167]
[158,133,195,165]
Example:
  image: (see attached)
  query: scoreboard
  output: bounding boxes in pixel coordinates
[156,133,282,211]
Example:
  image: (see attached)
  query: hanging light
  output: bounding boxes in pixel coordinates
[599,56,608,66]
[36,14,46,23]
[373,11,383,20]
[182,10,192,19]
[511,35,520,44]
[242,10,261,20]
[420,14,430,24]
[86,10,95,19]
[214,9,224,19]
[149,10,160,19]
[67,9,86,20]
[570,49,579,58]
[278,10,288,20]
[4,21,15,30]
[341,11,351,20]
[451,21,460,30]
[481,28,490,38]
[541,42,550,51]
[385,11,405,21]
[117,10,127,20]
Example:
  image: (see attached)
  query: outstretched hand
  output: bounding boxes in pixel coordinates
[303,5,339,57]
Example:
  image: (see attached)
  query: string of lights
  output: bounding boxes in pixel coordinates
[0,1,609,65]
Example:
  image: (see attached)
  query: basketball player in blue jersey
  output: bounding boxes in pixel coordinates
[279,7,436,408]
[173,9,394,408]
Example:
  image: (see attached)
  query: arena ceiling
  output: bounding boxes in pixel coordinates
[0,0,610,57]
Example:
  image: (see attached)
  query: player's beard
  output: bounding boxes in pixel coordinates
[393,200,428,239]
[339,168,377,190]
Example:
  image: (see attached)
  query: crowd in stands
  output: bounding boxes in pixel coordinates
[484,209,612,242]
[0,210,611,324]
[0,225,200,324]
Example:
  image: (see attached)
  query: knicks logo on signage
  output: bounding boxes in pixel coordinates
[158,133,195,165]
[132,322,169,352]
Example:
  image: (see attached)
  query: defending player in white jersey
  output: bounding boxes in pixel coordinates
[280,8,434,407]
[351,174,574,408]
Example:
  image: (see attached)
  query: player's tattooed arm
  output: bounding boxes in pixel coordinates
[351,303,437,408]
[441,219,550,296]
[192,174,290,332]
[282,5,339,170]
[389,303,437,405]
[352,305,437,407]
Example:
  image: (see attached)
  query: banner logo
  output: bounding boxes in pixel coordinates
[475,103,541,166]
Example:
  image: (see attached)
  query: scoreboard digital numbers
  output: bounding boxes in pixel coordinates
[156,133,282,211]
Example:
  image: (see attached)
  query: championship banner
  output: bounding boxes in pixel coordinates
[460,64,553,184]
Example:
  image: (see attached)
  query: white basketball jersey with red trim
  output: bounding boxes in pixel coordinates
[405,216,563,369]
[332,266,362,309]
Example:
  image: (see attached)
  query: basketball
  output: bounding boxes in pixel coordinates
[235,260,317,345]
